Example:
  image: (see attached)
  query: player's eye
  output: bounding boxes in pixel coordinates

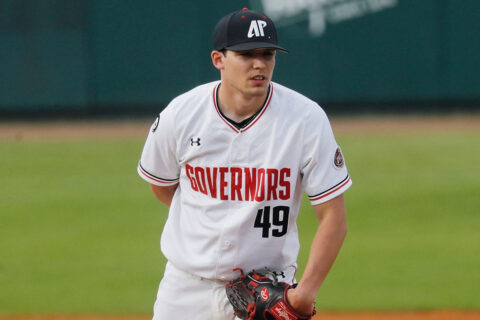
[238,50,274,60]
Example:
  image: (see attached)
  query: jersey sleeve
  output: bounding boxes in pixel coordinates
[301,106,352,205]
[137,105,180,186]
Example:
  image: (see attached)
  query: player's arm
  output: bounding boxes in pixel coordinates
[287,194,348,314]
[150,183,178,207]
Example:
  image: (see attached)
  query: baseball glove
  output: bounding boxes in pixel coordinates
[225,268,316,320]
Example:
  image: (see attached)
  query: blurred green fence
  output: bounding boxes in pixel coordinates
[1,0,479,116]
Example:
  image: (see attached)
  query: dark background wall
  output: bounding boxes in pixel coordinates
[1,0,479,118]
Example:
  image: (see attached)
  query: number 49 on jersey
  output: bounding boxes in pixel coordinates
[254,206,290,238]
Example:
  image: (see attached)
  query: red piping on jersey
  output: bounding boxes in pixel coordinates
[138,164,176,184]
[243,87,273,132]
[309,176,351,202]
[213,84,238,132]
[212,83,273,133]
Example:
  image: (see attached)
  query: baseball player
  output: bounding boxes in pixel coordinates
[137,8,352,320]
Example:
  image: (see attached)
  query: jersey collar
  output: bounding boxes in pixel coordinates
[212,82,273,133]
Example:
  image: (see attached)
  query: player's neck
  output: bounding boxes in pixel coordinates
[217,83,269,123]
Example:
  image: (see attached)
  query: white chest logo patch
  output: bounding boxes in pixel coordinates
[248,20,267,38]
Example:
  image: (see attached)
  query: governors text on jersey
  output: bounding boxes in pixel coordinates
[186,164,291,201]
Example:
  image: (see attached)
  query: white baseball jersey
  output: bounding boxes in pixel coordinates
[138,80,352,280]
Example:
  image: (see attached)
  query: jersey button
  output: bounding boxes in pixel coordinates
[223,240,231,248]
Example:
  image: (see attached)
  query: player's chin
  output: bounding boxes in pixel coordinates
[247,89,268,97]
[247,83,270,96]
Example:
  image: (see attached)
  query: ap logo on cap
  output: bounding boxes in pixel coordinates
[248,20,267,38]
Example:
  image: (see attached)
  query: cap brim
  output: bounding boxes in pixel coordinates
[226,42,289,53]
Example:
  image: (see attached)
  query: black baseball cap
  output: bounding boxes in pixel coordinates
[213,8,288,53]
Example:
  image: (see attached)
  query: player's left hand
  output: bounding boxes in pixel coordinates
[226,269,316,320]
[286,287,316,316]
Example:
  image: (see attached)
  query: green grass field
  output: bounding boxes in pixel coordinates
[1,121,479,315]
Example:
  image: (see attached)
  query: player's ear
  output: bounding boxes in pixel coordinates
[211,50,225,70]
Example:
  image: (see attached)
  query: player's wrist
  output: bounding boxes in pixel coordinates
[293,280,319,302]
[286,287,316,316]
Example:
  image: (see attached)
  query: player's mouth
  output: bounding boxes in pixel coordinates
[250,75,267,85]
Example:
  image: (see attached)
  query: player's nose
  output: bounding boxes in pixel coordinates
[252,56,267,69]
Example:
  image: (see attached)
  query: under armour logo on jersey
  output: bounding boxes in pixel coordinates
[248,20,267,38]
[190,137,201,146]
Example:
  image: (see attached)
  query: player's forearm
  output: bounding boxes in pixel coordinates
[297,214,347,299]
[291,196,348,306]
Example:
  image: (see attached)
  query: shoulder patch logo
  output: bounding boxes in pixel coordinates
[334,147,344,169]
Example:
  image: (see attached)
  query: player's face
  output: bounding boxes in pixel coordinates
[218,49,276,98]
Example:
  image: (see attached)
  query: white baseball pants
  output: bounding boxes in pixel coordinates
[152,262,238,320]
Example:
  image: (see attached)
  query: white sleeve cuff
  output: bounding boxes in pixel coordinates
[308,175,352,205]
[137,162,179,186]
